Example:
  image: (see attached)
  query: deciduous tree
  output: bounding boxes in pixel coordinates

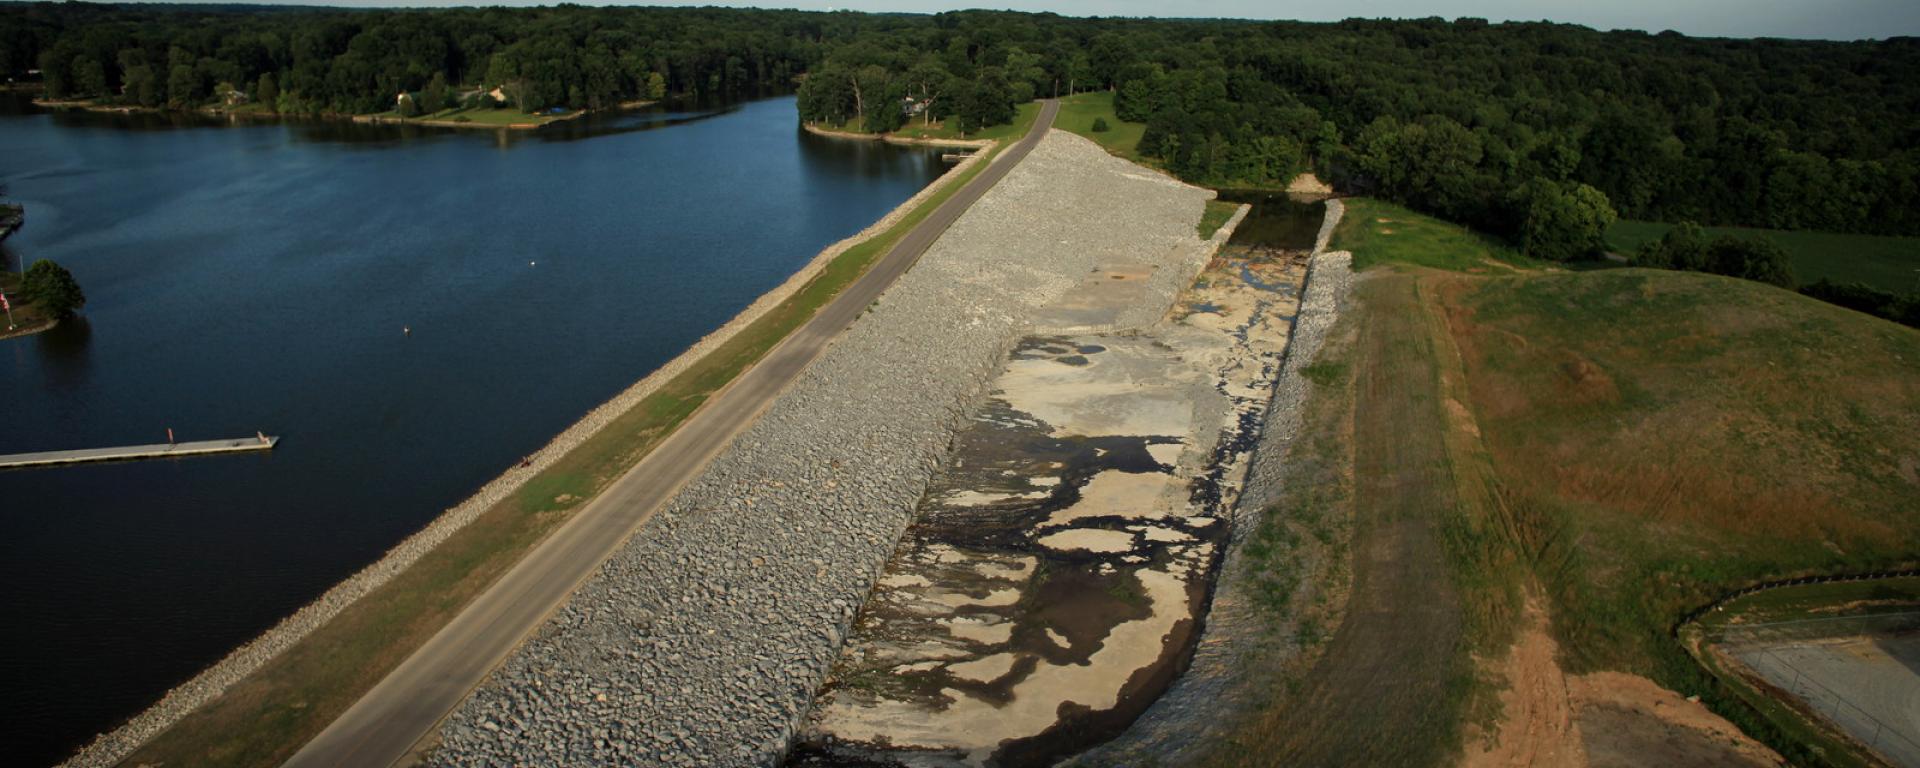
[1518,179,1617,262]
[255,71,278,112]
[22,260,85,320]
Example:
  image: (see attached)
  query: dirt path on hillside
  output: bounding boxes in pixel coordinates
[1221,274,1467,766]
[1463,599,1783,768]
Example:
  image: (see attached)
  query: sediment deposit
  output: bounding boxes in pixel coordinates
[796,219,1308,766]
[1071,200,1353,765]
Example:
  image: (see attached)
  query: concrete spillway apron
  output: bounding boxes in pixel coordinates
[281,100,1060,768]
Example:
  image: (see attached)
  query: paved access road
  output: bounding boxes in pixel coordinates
[282,100,1059,768]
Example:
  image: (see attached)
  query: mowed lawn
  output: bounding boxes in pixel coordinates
[362,105,574,126]
[1338,198,1535,272]
[884,100,1045,143]
[1054,90,1146,160]
[1608,219,1920,294]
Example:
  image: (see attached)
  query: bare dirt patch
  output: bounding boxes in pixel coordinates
[1464,599,1585,768]
[1285,172,1333,198]
[1570,673,1784,768]
[1466,599,1783,768]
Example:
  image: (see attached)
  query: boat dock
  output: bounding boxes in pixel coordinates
[0,435,279,469]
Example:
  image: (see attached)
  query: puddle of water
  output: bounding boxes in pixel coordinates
[1217,191,1326,249]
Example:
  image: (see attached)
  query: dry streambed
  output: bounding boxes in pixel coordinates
[796,232,1310,765]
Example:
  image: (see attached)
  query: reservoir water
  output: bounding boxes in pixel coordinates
[0,95,944,765]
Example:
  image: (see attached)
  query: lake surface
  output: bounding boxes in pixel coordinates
[0,95,944,766]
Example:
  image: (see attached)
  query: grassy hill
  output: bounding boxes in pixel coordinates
[1608,220,1920,294]
[1450,267,1920,661]
[1218,198,1920,767]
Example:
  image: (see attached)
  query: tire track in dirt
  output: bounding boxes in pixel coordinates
[1240,274,1467,766]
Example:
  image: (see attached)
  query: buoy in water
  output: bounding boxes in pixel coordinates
[403,326,411,336]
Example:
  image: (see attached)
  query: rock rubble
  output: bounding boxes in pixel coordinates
[430,131,1213,767]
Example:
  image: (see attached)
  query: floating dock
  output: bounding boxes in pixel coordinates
[0,435,279,469]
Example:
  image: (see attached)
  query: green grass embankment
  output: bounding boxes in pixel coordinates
[121,131,1014,768]
[1336,198,1537,272]
[1322,198,1920,767]
[1608,220,1920,294]
[1055,91,1146,161]
[1197,200,1238,239]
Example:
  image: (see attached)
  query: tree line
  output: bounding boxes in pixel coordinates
[4,3,841,114]
[5,5,1917,246]
[788,12,1918,248]
[1633,223,1920,328]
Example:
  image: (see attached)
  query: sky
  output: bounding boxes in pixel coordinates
[107,0,1920,41]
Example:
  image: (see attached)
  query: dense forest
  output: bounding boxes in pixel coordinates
[790,13,1920,242]
[1,2,831,113]
[4,3,1918,243]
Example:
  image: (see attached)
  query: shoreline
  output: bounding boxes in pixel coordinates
[31,98,656,131]
[0,317,57,341]
[802,122,993,149]
[351,106,600,131]
[58,132,1002,768]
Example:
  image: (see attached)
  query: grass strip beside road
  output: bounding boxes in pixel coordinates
[120,139,1009,768]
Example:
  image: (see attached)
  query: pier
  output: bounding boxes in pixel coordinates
[0,435,279,469]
